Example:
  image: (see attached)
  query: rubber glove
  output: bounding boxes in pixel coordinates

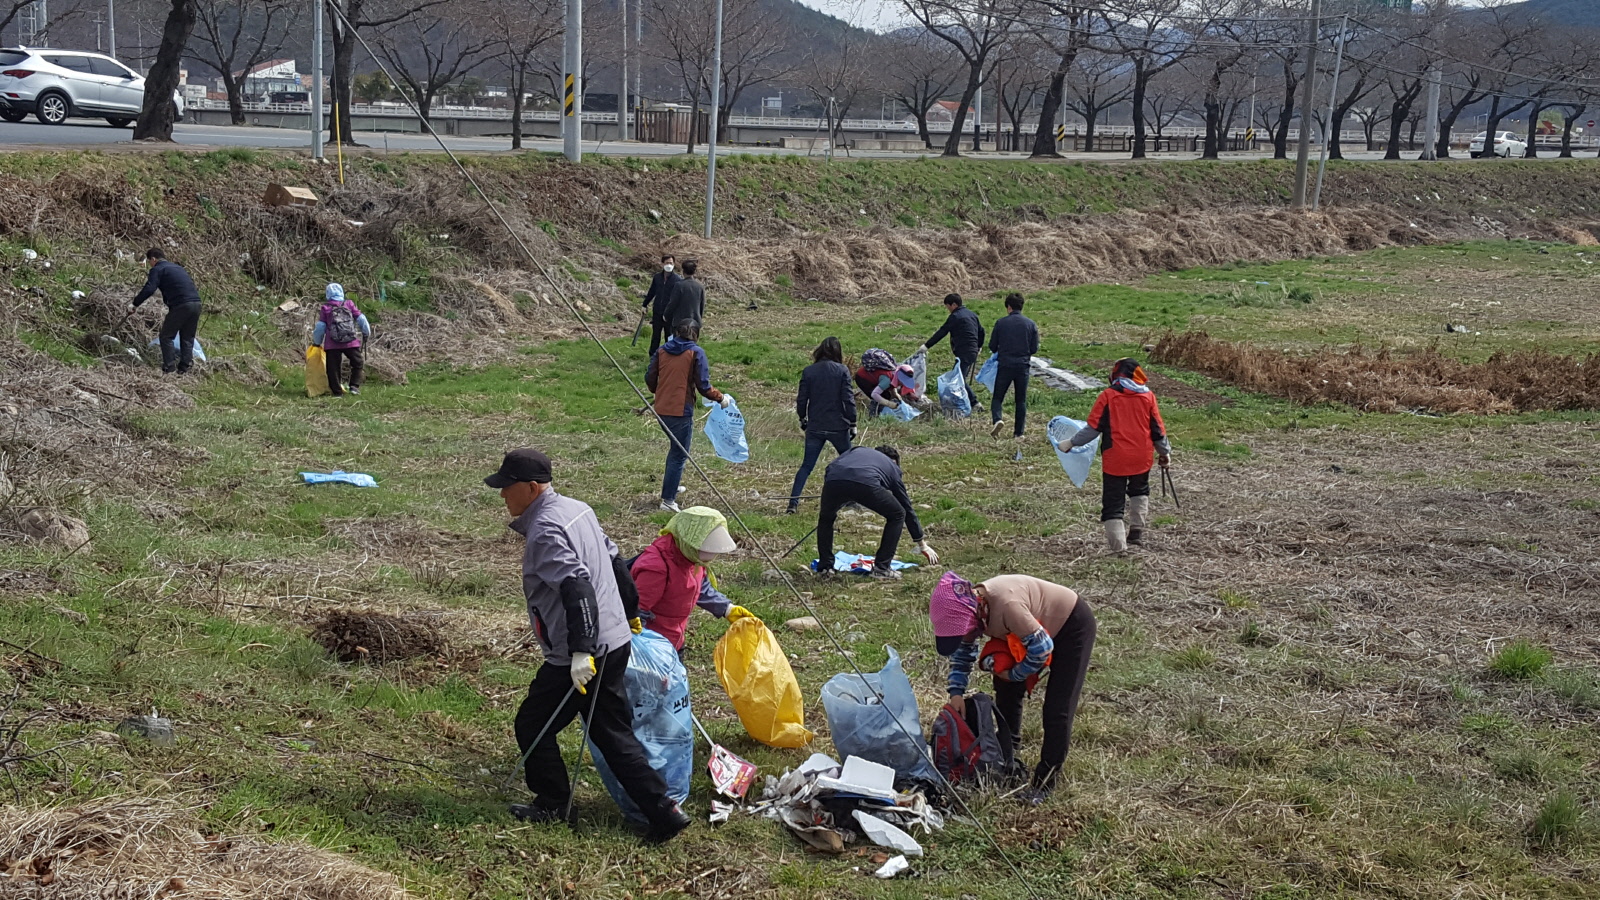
[719,395,733,409]
[1159,453,1171,468]
[849,427,857,441]
[918,540,939,566]
[570,652,596,694]
[726,606,754,623]
[629,617,643,635]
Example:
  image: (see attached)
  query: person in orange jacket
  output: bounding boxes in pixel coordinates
[1057,358,1171,552]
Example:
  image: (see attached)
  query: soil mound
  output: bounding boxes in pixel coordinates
[310,609,446,663]
[1152,331,1600,414]
[0,795,408,899]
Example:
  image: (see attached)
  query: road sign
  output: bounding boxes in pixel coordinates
[1245,128,1256,142]
[1054,124,1065,142]
[1589,120,1596,128]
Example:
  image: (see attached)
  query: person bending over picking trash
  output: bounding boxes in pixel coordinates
[787,337,857,514]
[918,293,985,383]
[816,445,938,580]
[1056,358,1170,552]
[647,322,729,512]
[931,573,1096,805]
[988,292,1040,454]
[486,448,692,842]
[854,349,924,417]
[630,505,752,656]
[129,247,202,375]
[312,283,372,397]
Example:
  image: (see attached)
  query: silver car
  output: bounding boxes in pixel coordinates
[0,47,185,127]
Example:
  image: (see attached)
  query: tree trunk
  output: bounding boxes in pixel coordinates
[1383,99,1412,160]
[943,65,982,157]
[1202,63,1224,160]
[1406,115,1418,152]
[914,107,932,148]
[1272,76,1295,159]
[1524,102,1543,158]
[331,14,357,146]
[1560,106,1581,158]
[1084,111,1097,151]
[511,65,524,150]
[1129,64,1148,160]
[685,80,701,154]
[222,71,244,125]
[1030,62,1069,158]
[132,0,196,142]
[1328,108,1345,160]
[1437,105,1467,159]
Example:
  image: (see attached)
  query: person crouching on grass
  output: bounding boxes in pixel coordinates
[1056,357,1171,552]
[930,572,1096,806]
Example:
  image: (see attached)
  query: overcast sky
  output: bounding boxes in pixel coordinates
[795,0,1500,33]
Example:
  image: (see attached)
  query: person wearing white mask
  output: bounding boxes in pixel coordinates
[642,254,680,355]
[629,506,752,656]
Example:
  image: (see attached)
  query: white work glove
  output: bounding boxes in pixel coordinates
[570,652,596,695]
[916,344,928,354]
[719,395,733,409]
[127,302,138,311]
[918,540,939,566]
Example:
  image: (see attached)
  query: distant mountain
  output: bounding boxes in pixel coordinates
[1504,0,1600,30]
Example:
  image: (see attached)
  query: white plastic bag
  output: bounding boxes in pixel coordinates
[905,348,928,397]
[936,360,971,417]
[703,395,750,463]
[1048,415,1099,488]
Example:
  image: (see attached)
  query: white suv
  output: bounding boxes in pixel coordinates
[0,47,185,127]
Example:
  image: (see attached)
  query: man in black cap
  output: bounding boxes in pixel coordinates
[486,448,692,842]
[129,247,203,375]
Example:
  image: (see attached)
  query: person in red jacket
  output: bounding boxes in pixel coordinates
[1056,358,1171,552]
[630,506,752,653]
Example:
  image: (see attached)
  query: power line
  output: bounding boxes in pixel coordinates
[1346,15,1600,89]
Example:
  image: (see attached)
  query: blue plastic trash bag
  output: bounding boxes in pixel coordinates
[905,348,928,398]
[589,629,694,824]
[883,399,921,422]
[821,647,937,783]
[300,470,378,487]
[703,395,750,463]
[975,353,998,392]
[936,360,971,417]
[812,552,919,575]
[1048,416,1099,488]
[149,336,207,363]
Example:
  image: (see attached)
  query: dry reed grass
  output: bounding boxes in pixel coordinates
[309,609,446,664]
[0,795,409,899]
[1153,331,1600,414]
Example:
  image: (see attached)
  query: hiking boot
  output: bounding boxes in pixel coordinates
[1126,528,1144,546]
[812,565,836,580]
[509,802,574,825]
[784,504,799,515]
[1103,519,1127,553]
[645,803,692,844]
[1126,496,1149,545]
[868,565,901,581]
[349,385,361,396]
[989,418,1006,438]
[660,500,680,513]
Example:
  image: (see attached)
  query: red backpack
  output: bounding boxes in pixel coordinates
[929,692,1013,786]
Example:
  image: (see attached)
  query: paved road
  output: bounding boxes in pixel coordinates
[1,118,1589,162]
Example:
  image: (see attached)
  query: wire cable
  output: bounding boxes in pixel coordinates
[325,6,1050,899]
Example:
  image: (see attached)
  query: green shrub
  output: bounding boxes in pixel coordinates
[1490,639,1552,680]
[1530,791,1582,849]
[1167,645,1216,672]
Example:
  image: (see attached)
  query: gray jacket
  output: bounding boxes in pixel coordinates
[511,489,632,665]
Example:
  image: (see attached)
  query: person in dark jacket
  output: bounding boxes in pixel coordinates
[486,447,691,842]
[662,258,705,334]
[647,323,729,512]
[919,293,985,382]
[816,445,938,580]
[641,254,680,355]
[129,248,202,374]
[787,337,857,514]
[988,293,1040,451]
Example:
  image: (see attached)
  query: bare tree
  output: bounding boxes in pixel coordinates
[372,2,495,122]
[190,0,292,125]
[1063,48,1130,151]
[480,0,561,150]
[132,0,195,141]
[879,28,962,150]
[996,36,1052,145]
[902,0,1027,157]
[1098,0,1204,159]
[1025,1,1098,158]
[801,34,873,150]
[326,0,448,145]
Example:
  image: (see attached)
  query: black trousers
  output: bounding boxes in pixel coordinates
[991,363,1030,435]
[325,346,365,395]
[513,644,676,824]
[956,352,978,384]
[817,479,908,571]
[1101,470,1151,521]
[158,302,201,374]
[993,599,1096,791]
[648,321,666,356]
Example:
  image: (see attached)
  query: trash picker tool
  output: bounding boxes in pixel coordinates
[498,681,577,793]
[780,524,819,560]
[564,646,609,828]
[1161,466,1181,509]
[690,713,758,800]
[630,311,648,347]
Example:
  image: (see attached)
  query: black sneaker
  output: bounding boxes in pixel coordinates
[509,803,574,825]
[349,386,361,395]
[784,505,798,515]
[1126,529,1144,546]
[645,803,692,843]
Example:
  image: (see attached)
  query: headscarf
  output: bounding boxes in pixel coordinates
[1111,357,1150,394]
[928,571,982,638]
[662,506,734,567]
[325,283,346,304]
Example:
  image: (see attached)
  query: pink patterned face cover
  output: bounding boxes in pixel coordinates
[929,571,981,638]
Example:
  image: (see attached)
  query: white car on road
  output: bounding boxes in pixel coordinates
[0,47,185,127]
[1468,131,1527,157]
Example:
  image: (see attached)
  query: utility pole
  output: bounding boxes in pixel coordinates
[634,0,642,134]
[1291,0,1321,209]
[973,85,982,152]
[562,0,582,162]
[619,0,628,141]
[702,0,724,238]
[1420,68,1440,161]
[312,0,324,160]
[1312,14,1348,211]
[108,0,116,58]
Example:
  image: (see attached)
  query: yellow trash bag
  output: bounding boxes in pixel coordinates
[714,616,814,749]
[305,345,330,398]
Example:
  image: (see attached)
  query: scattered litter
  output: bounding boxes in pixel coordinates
[816,757,898,802]
[797,753,842,778]
[811,552,918,574]
[695,715,760,799]
[854,811,923,856]
[1446,323,1470,334]
[20,248,37,260]
[386,280,407,288]
[116,714,175,746]
[347,220,365,227]
[149,336,208,363]
[70,290,85,300]
[263,184,319,208]
[785,616,821,633]
[1029,356,1105,391]
[276,299,301,312]
[710,801,734,824]
[301,471,378,487]
[874,855,910,878]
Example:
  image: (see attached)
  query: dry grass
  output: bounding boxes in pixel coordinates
[0,795,408,899]
[309,609,447,664]
[1152,330,1600,413]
